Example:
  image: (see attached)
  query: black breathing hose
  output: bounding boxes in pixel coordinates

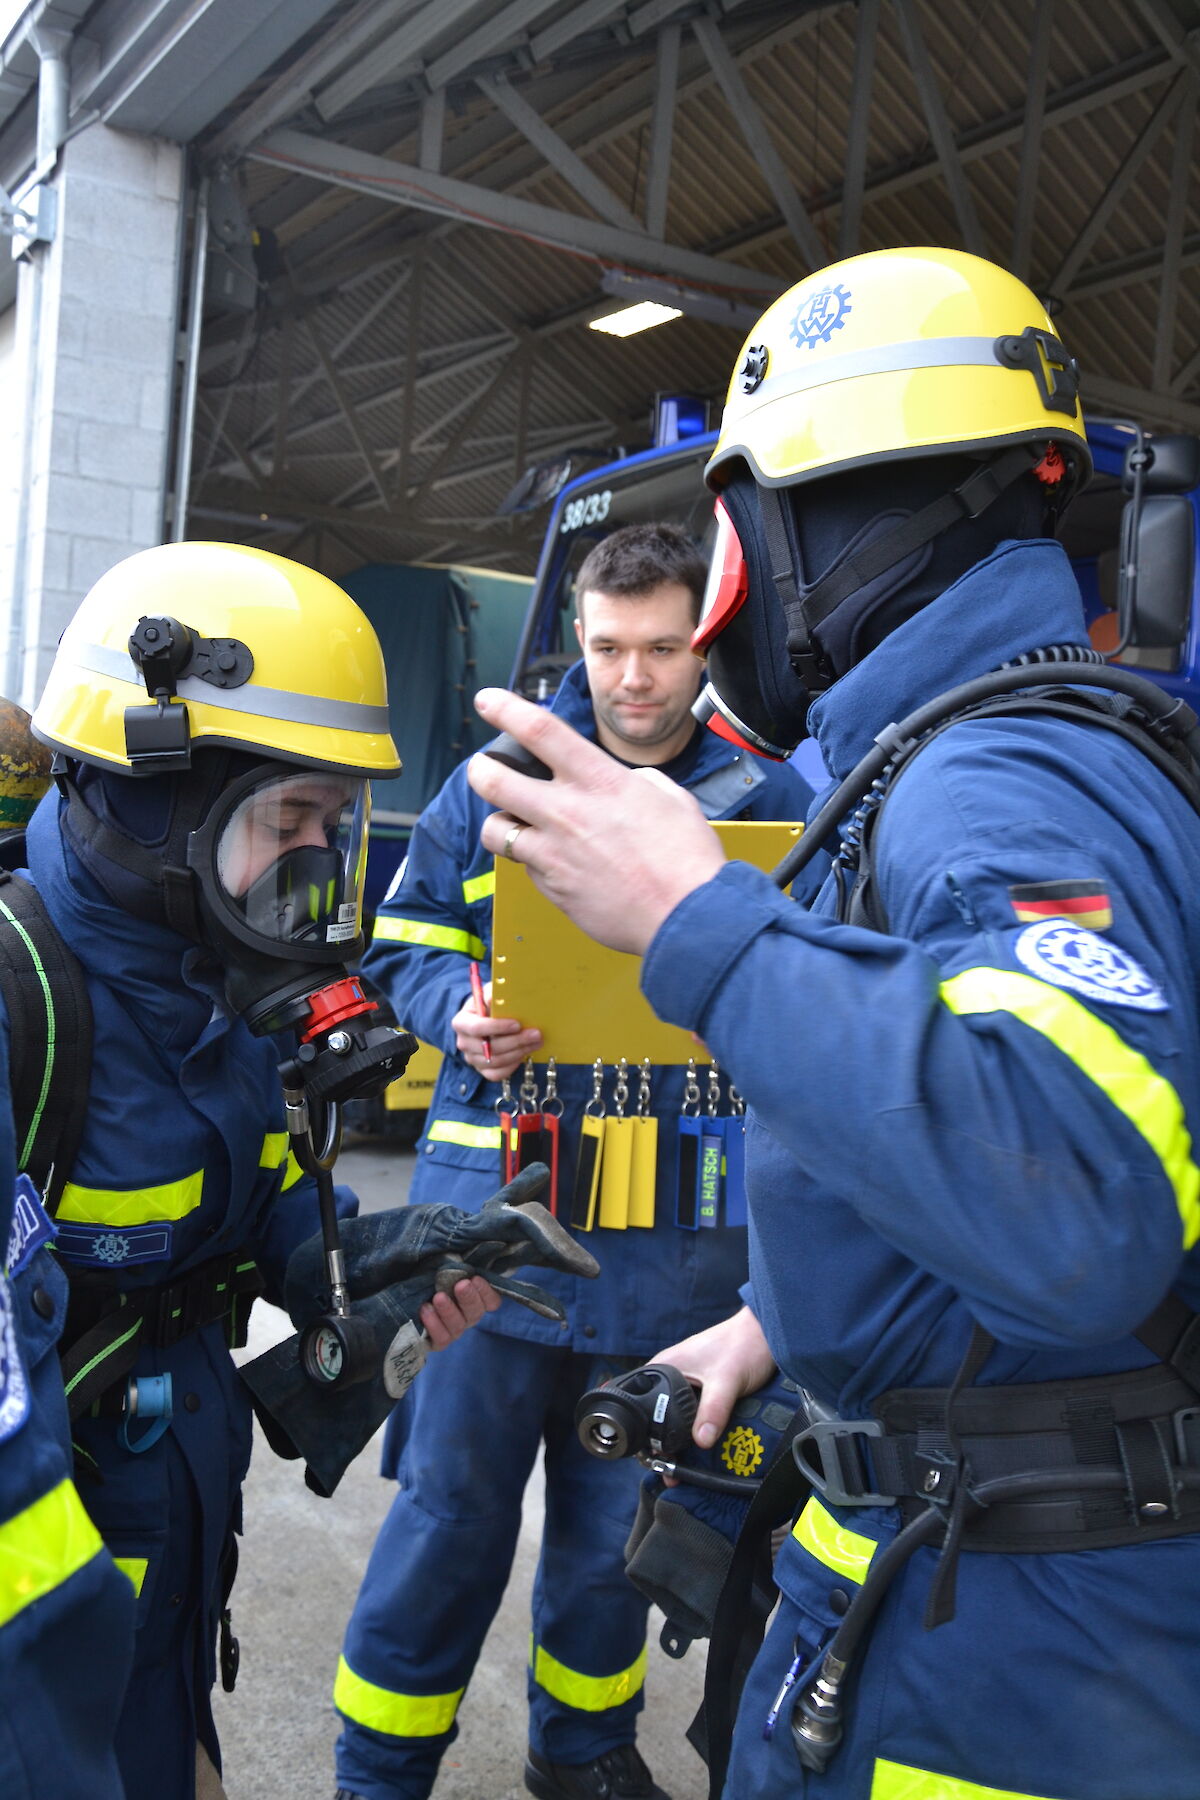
[771,662,1200,893]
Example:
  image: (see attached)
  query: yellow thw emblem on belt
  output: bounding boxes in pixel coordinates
[720,1425,764,1478]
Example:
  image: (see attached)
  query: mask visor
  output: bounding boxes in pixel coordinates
[692,498,748,656]
[214,771,369,952]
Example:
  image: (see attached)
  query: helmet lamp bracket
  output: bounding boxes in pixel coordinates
[124,615,254,770]
[992,327,1080,417]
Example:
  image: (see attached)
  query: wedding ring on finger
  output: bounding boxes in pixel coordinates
[501,820,526,861]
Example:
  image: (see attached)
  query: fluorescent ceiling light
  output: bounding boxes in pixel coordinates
[589,300,683,338]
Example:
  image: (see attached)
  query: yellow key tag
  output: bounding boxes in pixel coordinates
[598,1116,634,1229]
[570,1114,604,1231]
[627,1116,658,1228]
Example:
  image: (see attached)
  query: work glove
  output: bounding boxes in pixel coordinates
[240,1163,599,1498]
[624,1372,802,1655]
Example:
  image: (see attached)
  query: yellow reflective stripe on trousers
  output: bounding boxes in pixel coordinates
[530,1640,647,1711]
[373,916,487,961]
[56,1168,204,1225]
[333,1655,463,1736]
[871,1756,1061,1800]
[941,967,1200,1249]
[427,1118,503,1151]
[462,870,495,905]
[259,1132,288,1170]
[0,1479,106,1629]
[792,1496,878,1586]
[113,1556,147,1597]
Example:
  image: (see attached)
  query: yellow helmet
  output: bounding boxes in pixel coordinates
[32,542,401,779]
[0,698,53,828]
[707,246,1091,497]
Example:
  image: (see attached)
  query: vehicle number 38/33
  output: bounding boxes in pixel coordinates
[560,489,613,533]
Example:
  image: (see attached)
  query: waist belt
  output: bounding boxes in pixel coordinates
[61,1252,263,1423]
[794,1362,1200,1552]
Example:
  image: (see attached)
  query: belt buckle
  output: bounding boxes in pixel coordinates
[1174,1405,1200,1467]
[792,1417,897,1508]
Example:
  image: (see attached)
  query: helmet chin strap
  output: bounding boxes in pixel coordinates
[757,442,1045,688]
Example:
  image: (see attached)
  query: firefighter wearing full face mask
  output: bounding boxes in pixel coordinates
[467,248,1200,1798]
[18,542,603,1800]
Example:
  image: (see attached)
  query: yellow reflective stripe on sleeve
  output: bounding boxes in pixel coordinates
[113,1556,147,1597]
[426,1119,503,1151]
[281,1151,305,1192]
[941,967,1200,1249]
[871,1757,1060,1800]
[462,870,495,905]
[259,1132,288,1170]
[792,1496,878,1586]
[372,917,487,960]
[530,1640,647,1712]
[333,1655,463,1737]
[56,1168,204,1225]
[0,1478,106,1629]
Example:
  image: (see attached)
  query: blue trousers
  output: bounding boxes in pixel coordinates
[335,1329,652,1800]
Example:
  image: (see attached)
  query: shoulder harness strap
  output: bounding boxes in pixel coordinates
[0,847,93,1214]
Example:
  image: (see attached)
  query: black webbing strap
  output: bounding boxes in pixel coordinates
[693,1406,811,1799]
[1134,1289,1200,1398]
[61,1254,263,1421]
[796,445,1040,634]
[61,1302,145,1422]
[0,864,93,1213]
[62,783,202,941]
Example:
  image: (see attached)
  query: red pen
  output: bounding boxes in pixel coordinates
[469,961,492,1063]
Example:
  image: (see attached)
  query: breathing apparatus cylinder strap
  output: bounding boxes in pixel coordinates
[0,864,92,1213]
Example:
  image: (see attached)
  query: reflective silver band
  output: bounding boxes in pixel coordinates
[75,643,393,736]
[748,336,1005,407]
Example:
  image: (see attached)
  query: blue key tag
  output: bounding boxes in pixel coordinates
[0,1272,29,1442]
[697,1066,724,1228]
[723,1082,748,1228]
[675,1059,703,1230]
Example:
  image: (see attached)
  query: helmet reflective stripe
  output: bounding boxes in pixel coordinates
[740,336,1038,410]
[74,641,392,737]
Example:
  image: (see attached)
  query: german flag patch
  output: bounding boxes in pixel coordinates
[1008,879,1112,931]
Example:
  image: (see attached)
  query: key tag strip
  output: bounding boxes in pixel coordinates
[501,1061,561,1212]
[676,1063,745,1229]
[570,1060,606,1230]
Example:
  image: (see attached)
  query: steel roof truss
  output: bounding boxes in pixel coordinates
[644,20,680,239]
[476,67,644,232]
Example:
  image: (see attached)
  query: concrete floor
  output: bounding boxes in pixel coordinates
[213,1137,710,1800]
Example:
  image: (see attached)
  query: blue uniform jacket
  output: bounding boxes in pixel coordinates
[0,1027,134,1799]
[365,660,812,1358]
[641,540,1200,1798]
[13,792,345,1794]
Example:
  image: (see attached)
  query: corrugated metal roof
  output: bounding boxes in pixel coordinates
[186,0,1200,573]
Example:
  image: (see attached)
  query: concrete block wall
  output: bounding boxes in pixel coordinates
[3,121,184,708]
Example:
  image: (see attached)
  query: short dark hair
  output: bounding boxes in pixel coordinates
[574,523,707,626]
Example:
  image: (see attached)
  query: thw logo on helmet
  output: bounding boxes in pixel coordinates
[789,283,852,349]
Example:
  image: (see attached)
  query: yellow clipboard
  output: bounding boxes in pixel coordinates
[490,820,802,1065]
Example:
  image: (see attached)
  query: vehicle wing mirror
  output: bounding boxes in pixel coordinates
[1126,493,1195,658]
[1124,434,1200,495]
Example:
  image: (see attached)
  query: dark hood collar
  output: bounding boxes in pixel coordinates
[807,539,1091,783]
